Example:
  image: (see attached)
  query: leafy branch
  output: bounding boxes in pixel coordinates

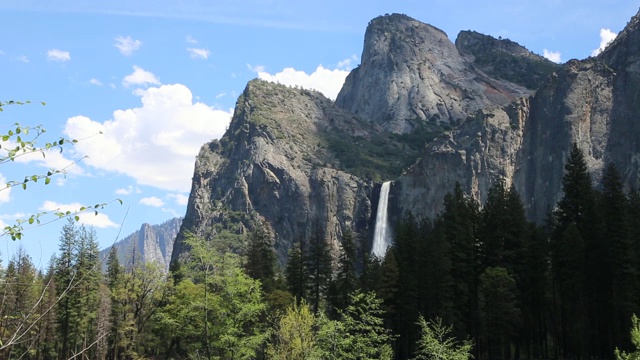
[2,198,123,240]
[0,99,119,241]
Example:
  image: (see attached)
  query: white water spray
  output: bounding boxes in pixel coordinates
[372,181,392,258]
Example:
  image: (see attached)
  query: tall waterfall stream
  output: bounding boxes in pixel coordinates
[372,181,391,258]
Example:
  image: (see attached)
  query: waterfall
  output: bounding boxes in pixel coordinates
[372,181,391,258]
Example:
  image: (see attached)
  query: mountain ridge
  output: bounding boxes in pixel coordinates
[173,10,640,264]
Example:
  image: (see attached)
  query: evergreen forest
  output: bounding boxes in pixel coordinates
[3,143,640,360]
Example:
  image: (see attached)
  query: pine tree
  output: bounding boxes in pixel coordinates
[55,219,80,359]
[106,246,124,359]
[520,223,550,359]
[377,247,399,330]
[551,143,594,359]
[0,246,39,358]
[331,229,357,312]
[286,241,308,306]
[478,267,521,360]
[305,222,332,314]
[602,163,635,351]
[333,291,394,359]
[413,316,473,360]
[244,220,277,292]
[441,183,479,341]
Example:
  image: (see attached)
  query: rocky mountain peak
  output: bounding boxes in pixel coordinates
[100,217,182,272]
[455,30,560,89]
[336,13,531,133]
[600,8,640,71]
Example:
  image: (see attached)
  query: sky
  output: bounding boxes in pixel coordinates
[0,0,638,268]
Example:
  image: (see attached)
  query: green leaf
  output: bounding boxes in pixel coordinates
[21,183,26,190]
[45,177,51,185]
[74,215,80,221]
[28,217,34,225]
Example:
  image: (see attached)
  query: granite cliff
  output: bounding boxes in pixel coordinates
[100,217,182,272]
[173,10,640,264]
[335,14,531,133]
[393,10,640,223]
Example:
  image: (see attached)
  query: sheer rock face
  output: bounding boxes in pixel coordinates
[173,81,376,263]
[99,218,182,272]
[335,14,531,133]
[391,98,530,223]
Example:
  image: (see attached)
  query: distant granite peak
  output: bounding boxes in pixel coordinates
[100,217,182,272]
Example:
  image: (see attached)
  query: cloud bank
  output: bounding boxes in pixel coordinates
[592,28,618,56]
[543,49,562,63]
[64,84,232,192]
[251,57,357,100]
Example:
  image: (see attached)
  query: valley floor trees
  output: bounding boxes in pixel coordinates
[3,142,640,360]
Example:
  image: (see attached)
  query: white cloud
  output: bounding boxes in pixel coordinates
[39,201,118,228]
[543,49,562,63]
[254,65,349,100]
[114,36,142,56]
[168,193,189,206]
[89,78,103,86]
[187,47,211,59]
[592,28,618,57]
[17,55,29,63]
[185,35,198,44]
[115,185,140,195]
[140,196,164,207]
[64,83,233,192]
[47,49,70,62]
[337,55,358,70]
[216,92,226,99]
[0,174,11,205]
[247,64,265,73]
[122,66,160,87]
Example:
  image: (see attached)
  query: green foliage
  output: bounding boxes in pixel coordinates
[332,290,395,359]
[413,316,473,360]
[305,222,332,314]
[286,241,308,305]
[164,234,268,359]
[244,220,277,292]
[616,315,640,360]
[321,121,444,181]
[330,229,358,312]
[478,267,520,359]
[266,300,321,360]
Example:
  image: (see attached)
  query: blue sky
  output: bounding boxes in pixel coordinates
[0,0,638,267]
